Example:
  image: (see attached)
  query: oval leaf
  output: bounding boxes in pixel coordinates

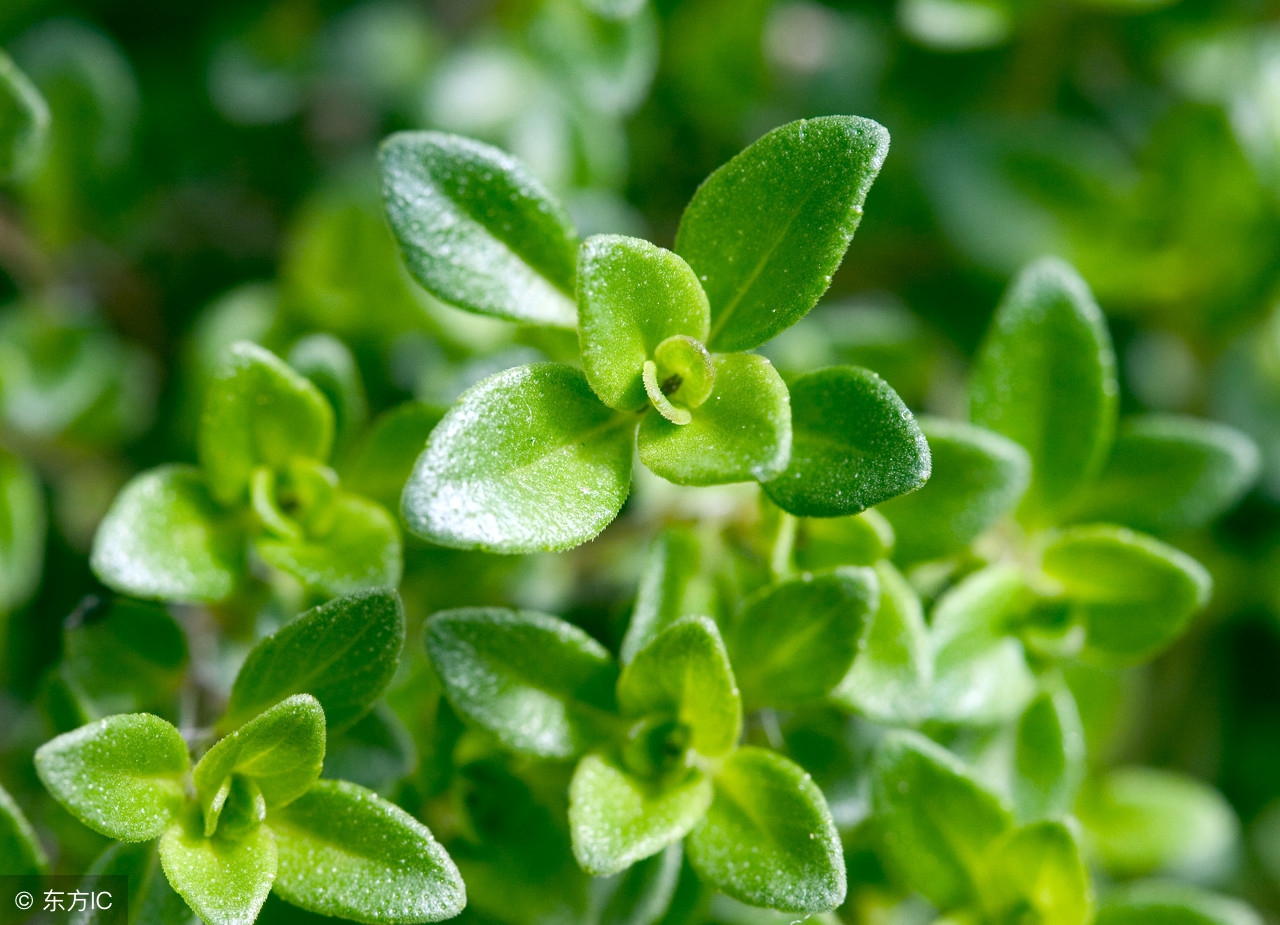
[159,811,276,925]
[1014,684,1086,822]
[676,116,890,351]
[981,820,1092,925]
[402,363,635,553]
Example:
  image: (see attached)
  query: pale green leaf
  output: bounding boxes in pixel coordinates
[159,810,277,925]
[1094,882,1262,925]
[1014,684,1086,822]
[73,841,196,925]
[981,820,1092,925]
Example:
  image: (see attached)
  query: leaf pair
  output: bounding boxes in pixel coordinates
[91,341,401,603]
[426,608,845,913]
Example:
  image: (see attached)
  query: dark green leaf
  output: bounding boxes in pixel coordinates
[969,258,1118,524]
[687,748,845,913]
[159,809,276,925]
[638,353,790,486]
[35,713,189,842]
[270,779,466,924]
[62,598,188,717]
[870,730,1013,909]
[981,820,1092,925]
[90,466,243,604]
[597,843,684,925]
[676,116,889,351]
[1041,525,1211,665]
[728,567,878,708]
[341,402,443,513]
[878,417,1030,563]
[226,590,404,734]
[402,363,635,553]
[380,130,578,326]
[1068,415,1260,534]
[426,607,619,759]
[763,365,929,518]
[0,51,49,180]
[568,751,712,876]
[321,704,415,791]
[0,781,47,875]
[621,526,713,665]
[577,235,710,411]
[1095,883,1262,925]
[1014,684,1085,822]
[287,333,368,451]
[617,617,740,757]
[0,447,45,613]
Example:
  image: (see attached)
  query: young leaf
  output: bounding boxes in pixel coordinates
[287,333,369,450]
[1094,882,1262,925]
[638,353,790,486]
[969,258,1118,524]
[763,366,929,518]
[870,730,1013,909]
[0,448,44,614]
[577,235,711,411]
[617,616,740,757]
[159,810,277,925]
[1067,415,1260,534]
[90,465,243,604]
[0,781,47,875]
[270,779,466,924]
[194,694,325,833]
[35,713,189,842]
[1014,684,1086,822]
[568,751,712,876]
[402,363,635,553]
[226,590,405,733]
[621,526,713,665]
[728,567,879,708]
[981,820,1092,925]
[675,116,890,351]
[830,562,931,725]
[793,510,895,571]
[687,748,845,913]
[199,342,335,505]
[380,130,579,326]
[426,607,619,759]
[254,491,403,596]
[0,51,50,180]
[878,417,1030,563]
[597,843,684,925]
[1040,526,1211,665]
[341,402,444,513]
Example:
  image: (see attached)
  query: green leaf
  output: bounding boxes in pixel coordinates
[577,235,711,411]
[321,704,415,791]
[870,730,1013,909]
[0,51,50,180]
[90,465,243,603]
[1076,768,1239,882]
[568,750,713,876]
[270,779,466,924]
[0,780,47,875]
[597,843,684,925]
[35,713,189,842]
[226,590,404,734]
[675,116,889,351]
[793,510,895,571]
[687,747,845,913]
[74,841,196,925]
[878,417,1030,563]
[621,526,714,665]
[1094,883,1262,925]
[287,333,369,450]
[426,607,619,759]
[728,567,878,708]
[1068,415,1260,534]
[981,820,1092,925]
[1014,684,1086,822]
[402,363,635,553]
[763,365,930,518]
[617,617,740,757]
[830,562,931,724]
[254,491,403,596]
[1040,525,1211,665]
[969,258,1118,524]
[638,353,790,486]
[159,809,277,925]
[380,130,579,326]
[341,402,443,513]
[0,447,45,613]
[199,341,335,505]
[194,695,325,835]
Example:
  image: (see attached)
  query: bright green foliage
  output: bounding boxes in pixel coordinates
[226,589,404,732]
[763,365,930,517]
[425,607,620,758]
[1095,883,1263,925]
[687,747,845,913]
[0,447,45,613]
[1068,415,1261,534]
[1014,684,1086,821]
[159,811,277,925]
[970,257,1118,524]
[0,51,49,180]
[675,116,889,351]
[342,402,444,513]
[380,131,579,326]
[0,781,48,875]
[621,526,713,664]
[981,821,1092,925]
[728,566,878,708]
[793,509,895,570]
[1040,526,1212,665]
[402,363,635,553]
[35,713,190,842]
[79,841,195,925]
[287,333,369,450]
